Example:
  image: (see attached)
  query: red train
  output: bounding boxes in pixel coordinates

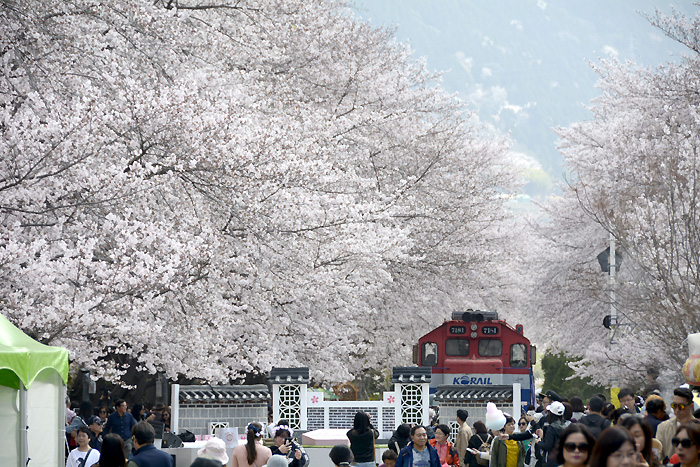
[414,310,536,404]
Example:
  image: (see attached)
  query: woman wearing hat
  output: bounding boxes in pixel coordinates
[536,401,567,467]
[191,437,230,466]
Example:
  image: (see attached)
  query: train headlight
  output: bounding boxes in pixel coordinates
[471,324,477,331]
[471,332,477,338]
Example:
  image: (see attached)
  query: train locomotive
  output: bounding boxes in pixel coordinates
[414,310,536,405]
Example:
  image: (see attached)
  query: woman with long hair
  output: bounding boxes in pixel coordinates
[465,421,491,467]
[569,397,585,422]
[588,427,637,467]
[553,424,595,467]
[131,403,146,421]
[231,422,272,467]
[347,412,380,467]
[537,401,567,467]
[161,406,171,433]
[620,416,656,466]
[94,433,127,467]
[517,416,532,451]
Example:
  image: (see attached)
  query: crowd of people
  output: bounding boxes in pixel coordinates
[64,406,311,467]
[65,398,174,467]
[191,419,311,467]
[65,385,700,467]
[375,386,700,467]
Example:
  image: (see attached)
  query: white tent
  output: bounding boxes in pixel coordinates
[0,314,69,466]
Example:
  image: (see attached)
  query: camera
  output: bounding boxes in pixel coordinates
[286,437,299,453]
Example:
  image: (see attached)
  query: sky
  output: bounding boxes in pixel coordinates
[349,1,697,200]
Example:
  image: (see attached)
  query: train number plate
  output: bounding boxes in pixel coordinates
[482,326,499,335]
[449,325,467,334]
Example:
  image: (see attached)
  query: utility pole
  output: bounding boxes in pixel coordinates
[609,233,617,345]
[598,234,622,403]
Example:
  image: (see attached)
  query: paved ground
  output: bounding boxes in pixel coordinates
[307,446,387,467]
[164,445,387,467]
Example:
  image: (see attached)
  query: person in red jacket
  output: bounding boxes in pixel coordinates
[429,425,459,467]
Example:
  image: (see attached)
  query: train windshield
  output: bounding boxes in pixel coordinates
[478,339,502,356]
[421,342,438,366]
[510,343,528,367]
[445,338,470,356]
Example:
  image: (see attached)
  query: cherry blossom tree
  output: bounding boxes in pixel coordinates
[530,7,700,387]
[1,0,519,384]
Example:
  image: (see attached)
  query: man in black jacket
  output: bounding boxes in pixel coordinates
[578,396,610,439]
[128,421,173,467]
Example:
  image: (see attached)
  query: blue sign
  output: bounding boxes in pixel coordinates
[453,375,493,385]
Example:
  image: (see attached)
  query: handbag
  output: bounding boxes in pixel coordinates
[177,429,196,443]
[162,431,183,448]
[77,448,93,467]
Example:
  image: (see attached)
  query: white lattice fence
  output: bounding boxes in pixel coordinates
[270,367,430,434]
[277,384,303,429]
[400,383,423,425]
[448,421,459,444]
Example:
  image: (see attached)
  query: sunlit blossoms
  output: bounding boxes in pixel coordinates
[0,0,518,384]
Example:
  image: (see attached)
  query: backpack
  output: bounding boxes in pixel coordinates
[475,434,492,466]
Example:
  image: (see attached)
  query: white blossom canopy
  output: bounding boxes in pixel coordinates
[0,0,519,384]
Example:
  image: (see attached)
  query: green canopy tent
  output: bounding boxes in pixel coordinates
[0,313,69,466]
